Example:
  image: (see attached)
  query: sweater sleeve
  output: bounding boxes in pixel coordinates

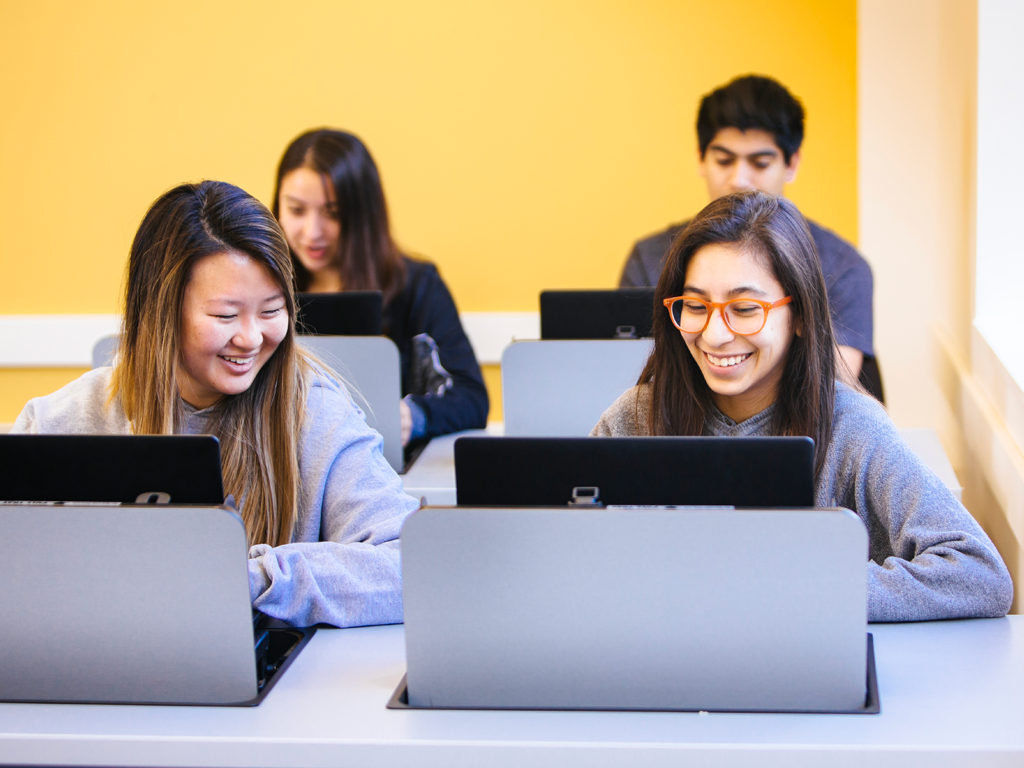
[403,263,489,438]
[247,373,420,627]
[619,243,652,288]
[825,250,874,357]
[619,227,680,289]
[828,392,1012,622]
[810,222,875,357]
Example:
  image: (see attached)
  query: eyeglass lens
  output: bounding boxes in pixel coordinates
[670,299,767,334]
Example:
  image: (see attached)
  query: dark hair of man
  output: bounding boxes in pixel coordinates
[272,129,406,304]
[696,75,805,164]
[638,190,836,480]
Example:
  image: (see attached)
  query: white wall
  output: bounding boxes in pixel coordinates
[976,0,1024,329]
[858,0,975,433]
[860,0,1023,611]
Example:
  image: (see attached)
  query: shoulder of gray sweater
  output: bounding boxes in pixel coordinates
[832,383,897,440]
[826,382,924,478]
[593,385,650,436]
[19,367,127,434]
[302,364,355,413]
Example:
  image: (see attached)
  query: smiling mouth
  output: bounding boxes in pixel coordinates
[221,355,255,366]
[705,351,752,368]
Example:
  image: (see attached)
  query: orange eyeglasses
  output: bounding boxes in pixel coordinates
[662,295,793,335]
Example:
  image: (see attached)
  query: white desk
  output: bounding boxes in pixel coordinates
[402,426,493,505]
[1,617,1021,767]
[403,425,964,506]
[901,427,963,500]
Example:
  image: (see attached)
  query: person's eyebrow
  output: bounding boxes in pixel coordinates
[743,150,779,160]
[283,194,335,212]
[707,145,737,157]
[727,285,769,298]
[681,285,770,298]
[207,292,285,307]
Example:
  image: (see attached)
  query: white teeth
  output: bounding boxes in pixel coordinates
[707,353,749,368]
[222,356,251,365]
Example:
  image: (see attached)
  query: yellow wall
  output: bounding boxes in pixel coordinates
[0,0,856,420]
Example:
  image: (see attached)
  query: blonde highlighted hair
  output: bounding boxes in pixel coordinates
[112,180,310,546]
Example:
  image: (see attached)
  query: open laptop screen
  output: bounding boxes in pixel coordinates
[455,436,815,507]
[540,288,656,340]
[296,290,383,336]
[0,434,224,505]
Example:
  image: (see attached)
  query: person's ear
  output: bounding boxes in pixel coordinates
[784,150,802,184]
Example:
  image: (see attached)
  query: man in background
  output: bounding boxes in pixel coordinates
[620,75,873,381]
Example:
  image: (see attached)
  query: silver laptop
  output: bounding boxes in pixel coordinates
[0,503,311,706]
[298,335,403,472]
[501,339,654,436]
[396,506,872,713]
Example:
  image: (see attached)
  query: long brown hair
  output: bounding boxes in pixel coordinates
[272,129,406,303]
[112,180,309,546]
[640,190,837,479]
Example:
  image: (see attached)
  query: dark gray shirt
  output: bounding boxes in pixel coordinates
[620,218,874,356]
[592,383,1013,622]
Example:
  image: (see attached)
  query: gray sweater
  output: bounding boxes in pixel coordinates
[12,367,421,628]
[592,384,1013,622]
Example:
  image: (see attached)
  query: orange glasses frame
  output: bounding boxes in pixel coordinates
[662,295,793,336]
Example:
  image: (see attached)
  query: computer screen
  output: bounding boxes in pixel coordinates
[296,290,384,336]
[0,434,224,504]
[455,435,815,507]
[540,288,656,339]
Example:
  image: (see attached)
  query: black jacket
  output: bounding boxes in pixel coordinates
[383,256,489,439]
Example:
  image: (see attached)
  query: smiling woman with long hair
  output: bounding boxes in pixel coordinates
[12,180,419,628]
[272,128,488,448]
[594,190,1012,622]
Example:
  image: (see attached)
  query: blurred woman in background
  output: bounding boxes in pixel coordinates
[273,129,488,447]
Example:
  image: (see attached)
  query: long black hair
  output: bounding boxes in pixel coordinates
[273,129,406,303]
[640,190,836,480]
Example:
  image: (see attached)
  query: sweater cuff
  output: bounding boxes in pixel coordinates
[247,544,272,602]
[403,395,427,441]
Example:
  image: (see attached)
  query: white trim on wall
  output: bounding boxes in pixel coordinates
[0,315,121,367]
[0,313,539,368]
[459,312,540,364]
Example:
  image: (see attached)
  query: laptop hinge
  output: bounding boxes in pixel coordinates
[569,486,602,506]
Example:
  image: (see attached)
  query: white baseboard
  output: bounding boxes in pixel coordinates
[0,313,538,368]
[459,312,540,364]
[0,315,121,367]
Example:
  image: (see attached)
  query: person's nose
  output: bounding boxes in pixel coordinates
[305,213,324,241]
[701,306,736,346]
[729,161,755,192]
[232,316,263,351]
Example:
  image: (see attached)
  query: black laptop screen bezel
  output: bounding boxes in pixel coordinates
[454,436,815,508]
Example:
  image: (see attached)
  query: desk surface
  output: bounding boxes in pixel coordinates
[2,618,1021,767]
[403,425,963,506]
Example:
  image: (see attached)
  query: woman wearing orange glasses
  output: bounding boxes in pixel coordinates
[593,190,1011,622]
